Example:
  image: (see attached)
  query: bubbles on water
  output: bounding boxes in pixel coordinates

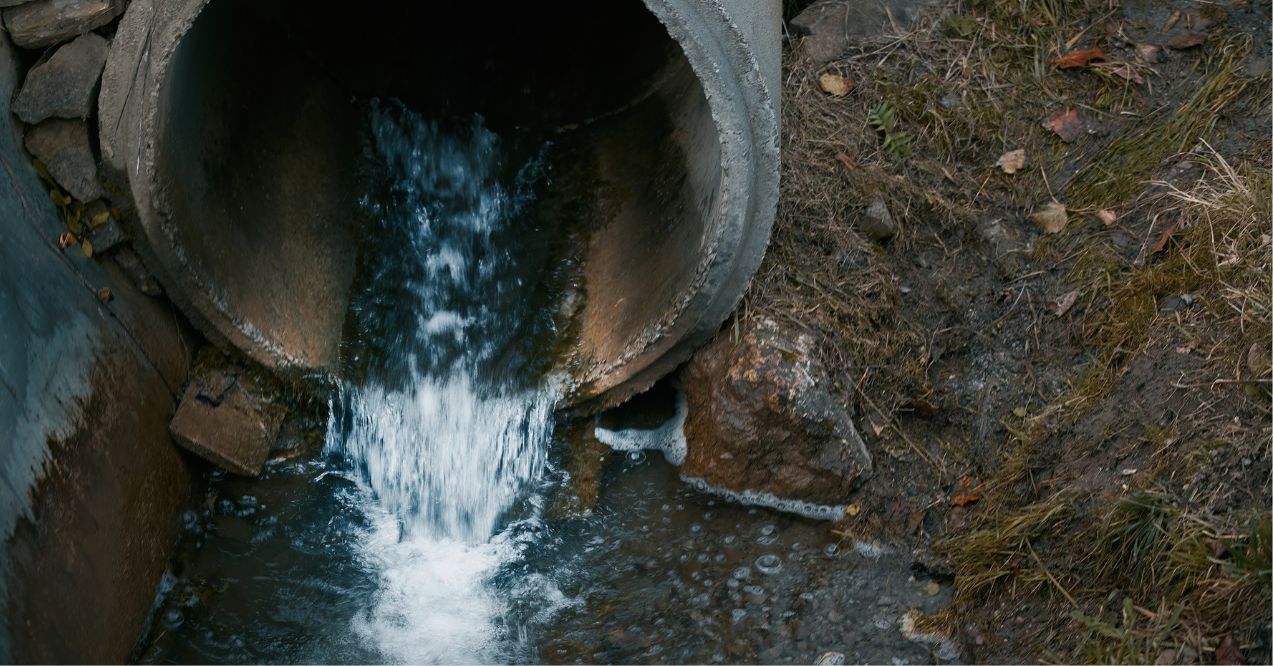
[722,535,737,547]
[627,450,647,464]
[689,523,703,535]
[181,510,199,531]
[162,608,184,629]
[824,543,840,557]
[755,553,783,575]
[756,523,779,545]
[731,608,747,623]
[732,566,750,580]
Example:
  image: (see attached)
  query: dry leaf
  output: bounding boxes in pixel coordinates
[1152,224,1177,253]
[1052,289,1080,316]
[844,504,861,517]
[1054,47,1105,69]
[951,493,981,507]
[1108,63,1144,84]
[996,148,1027,174]
[1097,209,1118,225]
[1136,43,1163,63]
[818,72,854,97]
[1215,634,1245,665]
[1044,109,1083,142]
[1031,201,1069,234]
[1167,33,1206,49]
[1163,8,1182,32]
[924,581,941,596]
[58,231,77,249]
[81,238,94,258]
[96,287,112,302]
[835,152,858,172]
[1012,406,1028,418]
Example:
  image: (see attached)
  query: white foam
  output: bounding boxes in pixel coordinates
[593,384,688,465]
[353,507,507,664]
[680,476,848,521]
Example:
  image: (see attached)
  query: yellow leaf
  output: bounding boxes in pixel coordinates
[995,148,1027,174]
[1012,406,1027,418]
[91,211,111,227]
[818,73,853,97]
[1030,201,1068,234]
[844,503,861,517]
[81,238,93,258]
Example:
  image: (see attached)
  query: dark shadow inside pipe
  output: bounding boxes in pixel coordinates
[157,0,723,397]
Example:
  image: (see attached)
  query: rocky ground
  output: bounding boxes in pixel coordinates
[689,0,1270,662]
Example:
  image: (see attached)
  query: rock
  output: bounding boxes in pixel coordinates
[789,0,932,64]
[168,364,287,476]
[857,193,896,241]
[13,32,108,123]
[112,246,162,296]
[3,0,125,49]
[23,118,100,201]
[680,318,872,507]
[85,211,125,254]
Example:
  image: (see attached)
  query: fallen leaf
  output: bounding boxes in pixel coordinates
[1044,109,1083,142]
[1120,468,1138,476]
[1012,406,1028,418]
[819,72,854,97]
[1108,63,1144,84]
[925,581,941,596]
[951,493,981,507]
[1031,201,1069,234]
[1152,224,1177,253]
[844,504,861,517]
[996,148,1027,174]
[1052,289,1080,316]
[1167,33,1206,49]
[1136,43,1163,63]
[1216,634,1245,665]
[1163,9,1182,32]
[96,287,112,302]
[835,151,858,172]
[90,210,110,227]
[81,238,94,258]
[57,231,77,249]
[1097,209,1118,225]
[1175,338,1199,354]
[1054,47,1105,69]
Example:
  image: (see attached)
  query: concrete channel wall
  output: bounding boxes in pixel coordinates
[0,27,196,663]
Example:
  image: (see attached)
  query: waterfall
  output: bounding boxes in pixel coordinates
[325,102,562,663]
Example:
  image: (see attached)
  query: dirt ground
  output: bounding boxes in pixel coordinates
[756,0,1272,662]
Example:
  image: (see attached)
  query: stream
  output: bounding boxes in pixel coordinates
[137,103,954,665]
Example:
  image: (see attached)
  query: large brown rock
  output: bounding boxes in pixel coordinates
[169,364,286,476]
[680,319,872,507]
[3,0,124,49]
[13,32,108,123]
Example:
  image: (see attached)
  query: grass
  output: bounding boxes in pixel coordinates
[766,0,1271,660]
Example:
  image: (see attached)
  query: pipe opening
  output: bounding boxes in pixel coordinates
[143,0,735,406]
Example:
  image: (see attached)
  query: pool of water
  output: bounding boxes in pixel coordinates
[138,447,955,664]
[136,99,955,665]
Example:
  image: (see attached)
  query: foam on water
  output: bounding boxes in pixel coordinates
[593,383,688,465]
[325,102,564,663]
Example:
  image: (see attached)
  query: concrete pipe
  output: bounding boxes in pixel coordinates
[99,0,780,410]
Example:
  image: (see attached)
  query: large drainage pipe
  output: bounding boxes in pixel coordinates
[99,0,780,410]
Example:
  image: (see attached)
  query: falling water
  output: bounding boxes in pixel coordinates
[325,102,566,663]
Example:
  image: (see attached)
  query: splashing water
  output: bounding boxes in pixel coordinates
[325,103,565,663]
